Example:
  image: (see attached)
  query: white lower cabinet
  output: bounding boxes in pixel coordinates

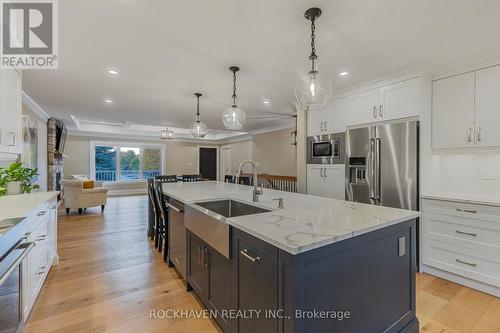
[307,164,345,200]
[23,198,58,319]
[421,198,500,297]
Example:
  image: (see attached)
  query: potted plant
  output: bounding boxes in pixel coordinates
[0,162,40,196]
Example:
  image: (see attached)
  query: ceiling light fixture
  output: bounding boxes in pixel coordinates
[107,69,119,76]
[104,98,114,104]
[263,100,270,104]
[161,128,174,140]
[295,7,333,111]
[222,66,246,130]
[338,70,349,77]
[190,93,208,138]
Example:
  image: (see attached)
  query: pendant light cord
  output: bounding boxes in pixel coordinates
[232,69,238,108]
[309,17,317,72]
[195,93,202,122]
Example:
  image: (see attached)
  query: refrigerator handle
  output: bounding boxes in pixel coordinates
[368,138,376,203]
[375,137,381,205]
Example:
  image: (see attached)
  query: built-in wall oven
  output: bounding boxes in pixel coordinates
[307,132,345,164]
[0,223,34,333]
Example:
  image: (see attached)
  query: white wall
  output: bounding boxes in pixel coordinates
[221,128,297,177]
[440,152,500,196]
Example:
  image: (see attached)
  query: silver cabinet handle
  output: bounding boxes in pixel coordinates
[0,242,35,285]
[379,105,383,118]
[37,211,47,216]
[477,127,482,142]
[456,259,477,267]
[324,169,327,178]
[456,208,477,213]
[240,249,261,263]
[203,246,209,269]
[198,245,202,267]
[467,128,472,143]
[165,202,184,214]
[456,230,477,237]
[324,121,328,131]
[373,106,377,118]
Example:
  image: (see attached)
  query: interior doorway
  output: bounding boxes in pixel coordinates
[220,146,232,181]
[199,147,218,180]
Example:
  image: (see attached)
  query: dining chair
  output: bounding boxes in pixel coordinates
[182,174,202,182]
[154,175,177,262]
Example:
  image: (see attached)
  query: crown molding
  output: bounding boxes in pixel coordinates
[22,91,50,121]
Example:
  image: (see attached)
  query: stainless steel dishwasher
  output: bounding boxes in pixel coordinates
[166,198,186,280]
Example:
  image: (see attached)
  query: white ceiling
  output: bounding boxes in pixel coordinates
[22,0,500,133]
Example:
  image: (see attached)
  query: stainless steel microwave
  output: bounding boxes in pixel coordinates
[307,132,345,164]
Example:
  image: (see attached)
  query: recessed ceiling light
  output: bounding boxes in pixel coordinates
[338,70,349,77]
[107,69,119,76]
[263,100,270,104]
[104,98,114,104]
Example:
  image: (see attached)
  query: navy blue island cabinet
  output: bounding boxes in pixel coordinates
[186,219,419,333]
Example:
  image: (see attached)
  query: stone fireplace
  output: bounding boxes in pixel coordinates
[47,118,63,191]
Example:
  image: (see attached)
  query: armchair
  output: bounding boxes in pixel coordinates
[60,179,108,214]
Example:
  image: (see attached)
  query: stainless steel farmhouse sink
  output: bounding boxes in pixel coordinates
[185,199,271,258]
[195,199,271,218]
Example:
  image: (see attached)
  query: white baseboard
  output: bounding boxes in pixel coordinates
[107,188,147,196]
[422,264,500,297]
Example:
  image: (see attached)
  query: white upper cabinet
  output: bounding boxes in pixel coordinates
[432,72,475,149]
[378,77,420,121]
[307,109,327,136]
[475,66,500,147]
[329,98,347,133]
[307,98,346,136]
[432,64,500,149]
[345,88,379,126]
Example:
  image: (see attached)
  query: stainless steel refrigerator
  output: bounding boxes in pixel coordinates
[345,120,418,211]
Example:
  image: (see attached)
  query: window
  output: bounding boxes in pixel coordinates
[91,142,165,182]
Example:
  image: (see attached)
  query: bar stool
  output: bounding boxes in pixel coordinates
[154,175,177,262]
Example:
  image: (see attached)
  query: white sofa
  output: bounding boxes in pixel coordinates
[60,179,108,214]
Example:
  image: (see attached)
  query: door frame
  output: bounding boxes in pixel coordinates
[197,145,219,181]
[219,145,232,181]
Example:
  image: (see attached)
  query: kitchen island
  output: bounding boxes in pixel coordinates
[162,181,420,333]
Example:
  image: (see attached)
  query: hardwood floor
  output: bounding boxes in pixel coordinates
[25,195,500,333]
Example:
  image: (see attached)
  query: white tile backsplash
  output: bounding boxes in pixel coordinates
[441,152,500,196]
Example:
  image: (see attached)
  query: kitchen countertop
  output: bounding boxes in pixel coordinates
[421,192,500,207]
[163,181,419,255]
[0,191,59,237]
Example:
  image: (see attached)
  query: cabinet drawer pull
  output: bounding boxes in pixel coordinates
[240,249,261,263]
[456,230,477,237]
[467,128,472,143]
[198,246,202,267]
[477,127,482,142]
[456,208,477,213]
[379,105,383,117]
[36,270,45,275]
[373,106,377,118]
[203,247,209,269]
[456,259,477,267]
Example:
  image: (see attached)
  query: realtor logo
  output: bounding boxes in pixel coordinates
[0,0,58,69]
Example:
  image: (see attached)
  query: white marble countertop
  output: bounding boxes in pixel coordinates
[421,192,500,207]
[0,191,59,224]
[163,181,419,255]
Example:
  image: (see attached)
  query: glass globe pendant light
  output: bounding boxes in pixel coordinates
[190,93,208,138]
[295,7,333,111]
[160,128,174,140]
[222,66,246,130]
